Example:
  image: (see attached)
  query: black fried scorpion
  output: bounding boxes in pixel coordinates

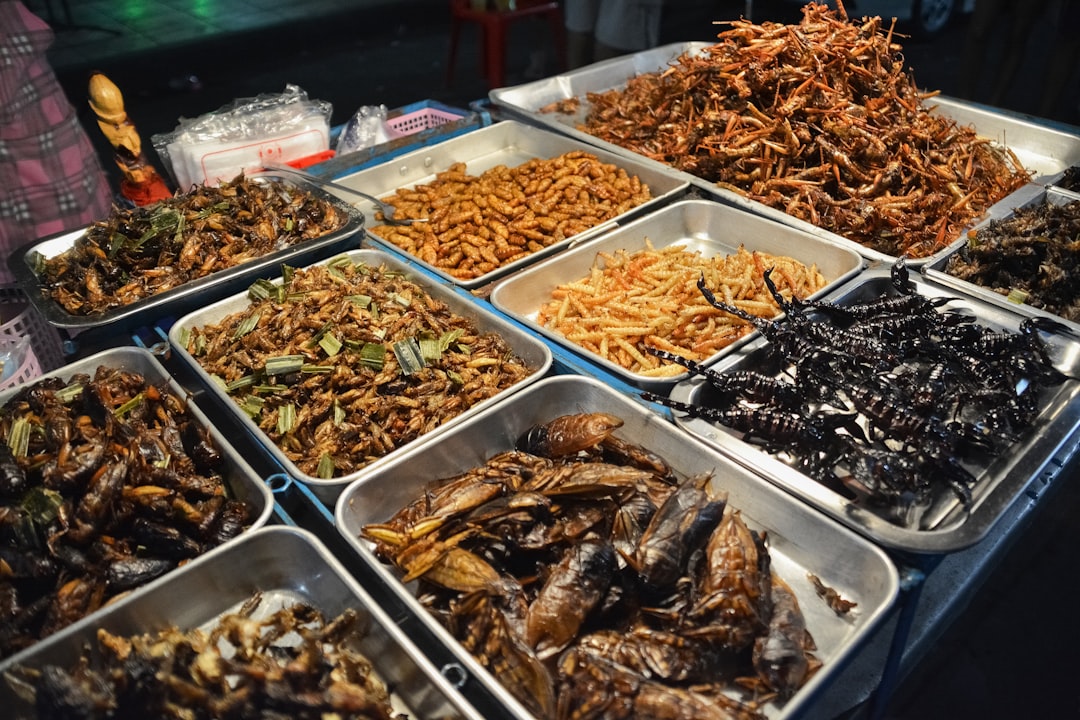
[646,258,1072,523]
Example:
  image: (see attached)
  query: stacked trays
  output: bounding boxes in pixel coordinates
[0,347,273,661]
[489,42,1080,268]
[490,198,864,391]
[8,174,364,335]
[168,248,552,504]
[0,527,483,720]
[324,120,690,289]
[670,266,1080,553]
[336,375,899,720]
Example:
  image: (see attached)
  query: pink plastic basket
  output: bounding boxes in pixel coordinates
[0,286,66,390]
[0,339,42,392]
[386,108,467,138]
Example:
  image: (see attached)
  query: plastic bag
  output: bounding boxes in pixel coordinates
[335,105,397,156]
[152,84,332,190]
[0,336,32,388]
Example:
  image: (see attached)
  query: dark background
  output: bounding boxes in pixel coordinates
[40,0,1078,191]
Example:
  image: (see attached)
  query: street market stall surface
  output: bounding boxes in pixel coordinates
[33,0,1080,716]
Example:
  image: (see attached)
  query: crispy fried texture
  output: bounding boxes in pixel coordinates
[537,243,825,375]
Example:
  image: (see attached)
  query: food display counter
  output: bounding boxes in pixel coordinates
[4,6,1080,718]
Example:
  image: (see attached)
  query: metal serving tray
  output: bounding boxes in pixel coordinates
[925,185,1080,334]
[327,119,690,289]
[335,375,899,720]
[489,198,865,391]
[8,175,364,334]
[0,346,273,525]
[670,267,1080,554]
[0,346,274,658]
[490,43,1080,268]
[168,248,552,505]
[0,527,482,720]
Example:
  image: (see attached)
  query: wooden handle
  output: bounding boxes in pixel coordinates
[88,72,127,124]
[87,71,173,204]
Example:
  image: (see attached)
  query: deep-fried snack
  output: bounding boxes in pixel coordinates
[11,597,398,719]
[370,151,652,279]
[0,367,255,658]
[537,242,825,375]
[571,4,1030,258]
[183,257,535,478]
[39,175,349,315]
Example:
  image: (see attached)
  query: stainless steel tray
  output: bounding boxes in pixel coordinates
[925,185,1080,334]
[328,119,690,289]
[8,175,365,333]
[0,526,482,720]
[670,267,1080,554]
[489,198,865,391]
[335,375,899,720]
[0,346,274,658]
[490,43,1080,267]
[168,248,552,505]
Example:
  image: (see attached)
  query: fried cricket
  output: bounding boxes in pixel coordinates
[183,257,535,479]
[563,3,1030,258]
[39,174,349,315]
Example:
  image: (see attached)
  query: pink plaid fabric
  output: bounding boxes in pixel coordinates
[0,1,112,284]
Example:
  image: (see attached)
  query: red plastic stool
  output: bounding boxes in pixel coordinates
[446,0,566,89]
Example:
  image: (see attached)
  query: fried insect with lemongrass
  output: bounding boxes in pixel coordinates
[361,412,820,718]
[183,256,535,479]
[0,367,255,658]
[571,3,1030,258]
[38,174,349,316]
[7,595,399,719]
[945,198,1080,321]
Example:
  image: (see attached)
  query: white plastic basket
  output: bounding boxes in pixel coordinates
[0,338,41,391]
[0,286,66,390]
